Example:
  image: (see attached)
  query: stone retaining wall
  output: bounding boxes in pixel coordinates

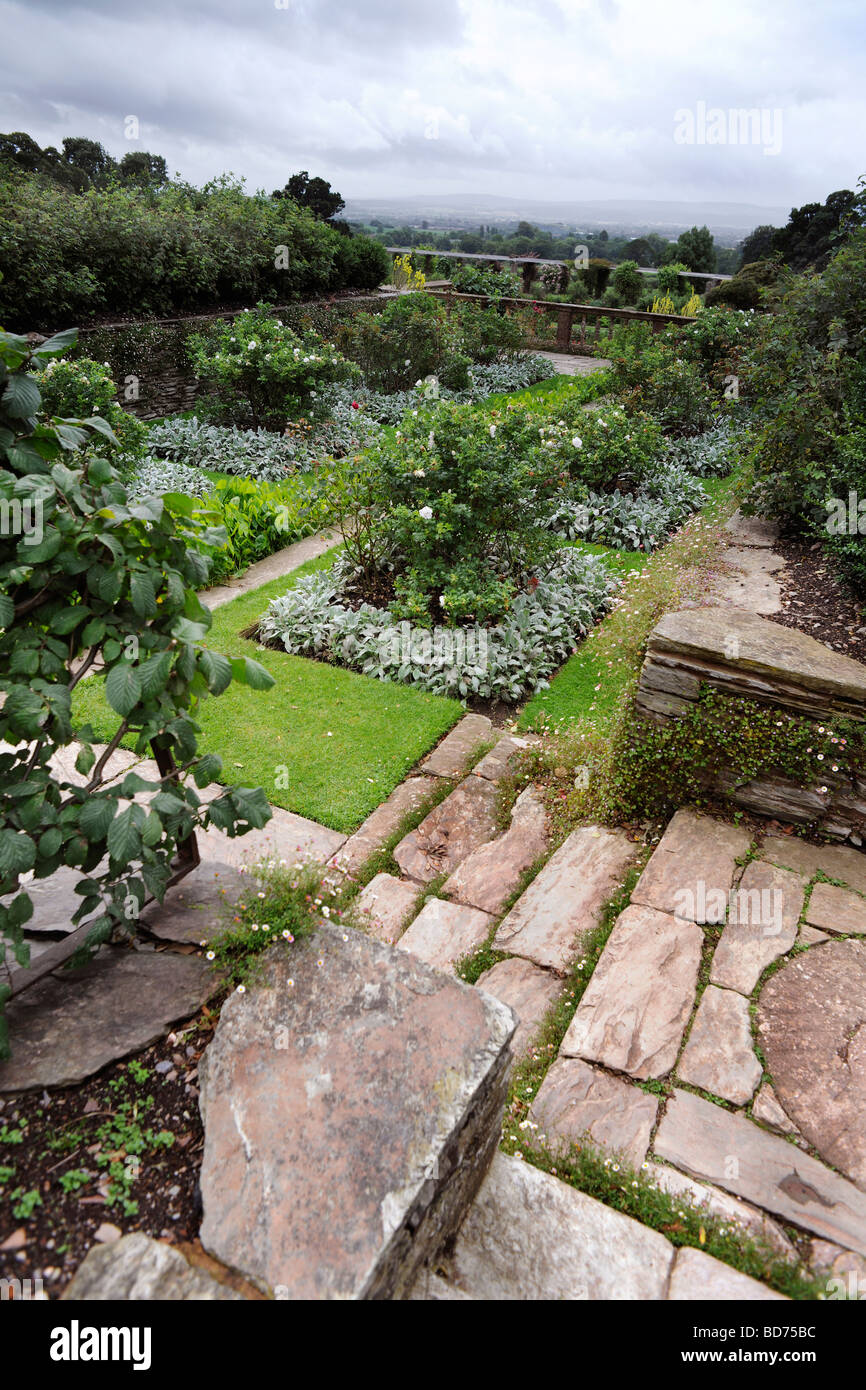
[636,607,866,844]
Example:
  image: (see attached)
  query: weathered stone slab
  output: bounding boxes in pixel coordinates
[667,1247,786,1301]
[397,898,493,974]
[760,835,866,895]
[198,806,346,870]
[805,881,866,935]
[350,873,420,944]
[646,1162,795,1260]
[677,985,762,1104]
[1,865,100,936]
[729,775,829,826]
[752,1083,800,1137]
[0,948,217,1092]
[421,714,493,778]
[472,733,539,783]
[530,1058,658,1167]
[725,511,779,548]
[198,925,516,1299]
[408,1269,472,1300]
[475,957,561,1057]
[448,1151,673,1299]
[393,776,500,883]
[716,546,783,615]
[809,1239,866,1287]
[494,826,640,973]
[654,1088,866,1254]
[443,786,548,916]
[799,923,830,946]
[631,808,751,922]
[710,861,803,995]
[758,940,866,1189]
[331,778,434,878]
[561,905,702,1079]
[62,1233,244,1301]
[140,861,247,945]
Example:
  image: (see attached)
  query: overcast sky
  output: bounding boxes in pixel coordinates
[1,0,863,214]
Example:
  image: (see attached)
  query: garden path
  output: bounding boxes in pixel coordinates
[198,523,341,609]
[535,350,611,376]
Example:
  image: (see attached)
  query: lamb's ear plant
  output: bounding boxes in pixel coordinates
[0,327,277,1058]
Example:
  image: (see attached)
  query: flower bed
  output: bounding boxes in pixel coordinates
[259,550,618,702]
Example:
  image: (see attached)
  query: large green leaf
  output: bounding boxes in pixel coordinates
[2,372,40,419]
[229,656,276,691]
[105,662,142,717]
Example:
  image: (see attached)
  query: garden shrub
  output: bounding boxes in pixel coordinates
[207,474,332,580]
[187,303,358,429]
[447,264,521,301]
[655,262,689,295]
[611,260,642,305]
[34,355,148,463]
[0,327,275,1055]
[746,228,866,553]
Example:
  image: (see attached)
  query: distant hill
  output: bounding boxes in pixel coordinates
[343,194,790,243]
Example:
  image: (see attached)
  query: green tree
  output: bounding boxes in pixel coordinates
[117,151,168,188]
[738,224,777,267]
[772,189,864,271]
[273,170,345,222]
[676,225,716,273]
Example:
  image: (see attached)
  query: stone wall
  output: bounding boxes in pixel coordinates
[636,607,866,845]
[77,293,388,420]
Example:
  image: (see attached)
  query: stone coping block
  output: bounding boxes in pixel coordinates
[494,826,640,973]
[645,607,866,718]
[562,904,702,1078]
[421,714,493,778]
[198,925,516,1299]
[62,1233,244,1301]
[654,1088,866,1255]
[447,1151,673,1300]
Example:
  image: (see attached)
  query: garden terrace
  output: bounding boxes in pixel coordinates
[428,288,694,354]
[386,246,732,295]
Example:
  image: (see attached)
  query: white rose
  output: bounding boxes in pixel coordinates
[489,425,496,436]
[572,436,582,448]
[419,506,434,520]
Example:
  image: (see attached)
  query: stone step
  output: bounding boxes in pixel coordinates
[397,897,494,974]
[668,1247,786,1300]
[474,957,562,1057]
[654,1088,866,1255]
[646,1162,796,1262]
[630,807,752,922]
[330,777,435,878]
[420,713,493,778]
[677,985,762,1104]
[393,775,500,883]
[561,904,702,1079]
[493,826,640,973]
[442,785,548,916]
[443,1151,674,1300]
[197,924,516,1299]
[197,805,346,871]
[709,860,803,995]
[349,872,421,944]
[530,1057,659,1168]
[62,1233,245,1301]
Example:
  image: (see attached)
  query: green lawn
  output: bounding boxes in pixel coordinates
[72,549,464,835]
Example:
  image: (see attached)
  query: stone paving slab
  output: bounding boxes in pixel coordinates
[716,546,783,615]
[140,861,248,945]
[62,1233,244,1301]
[654,1088,866,1255]
[805,881,866,935]
[493,826,640,973]
[799,923,830,946]
[330,778,435,878]
[420,714,493,778]
[1,864,102,936]
[443,786,548,916]
[724,510,779,548]
[668,1247,787,1301]
[561,905,702,1079]
[199,526,341,609]
[646,1162,795,1261]
[350,873,420,944]
[758,939,866,1189]
[447,1151,673,1300]
[198,925,516,1299]
[197,806,346,871]
[397,898,493,974]
[677,985,762,1104]
[474,957,562,1058]
[751,1083,801,1137]
[710,860,803,995]
[393,775,500,883]
[530,1057,658,1168]
[759,835,866,895]
[0,947,218,1093]
[630,808,751,922]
